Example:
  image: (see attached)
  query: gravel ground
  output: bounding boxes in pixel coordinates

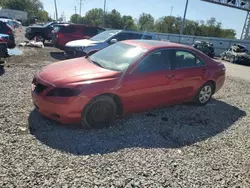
[0,32,250,187]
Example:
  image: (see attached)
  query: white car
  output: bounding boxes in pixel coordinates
[64,30,158,58]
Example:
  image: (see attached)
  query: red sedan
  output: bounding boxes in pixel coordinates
[32,40,226,128]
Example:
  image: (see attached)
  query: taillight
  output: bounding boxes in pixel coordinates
[57,33,63,39]
[0,39,8,43]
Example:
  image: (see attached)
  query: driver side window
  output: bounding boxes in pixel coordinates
[115,33,131,41]
[137,49,173,73]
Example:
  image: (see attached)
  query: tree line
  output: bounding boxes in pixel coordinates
[70,8,236,39]
[0,0,236,38]
[0,0,51,23]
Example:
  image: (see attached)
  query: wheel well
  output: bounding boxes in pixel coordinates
[96,93,123,116]
[206,80,216,94]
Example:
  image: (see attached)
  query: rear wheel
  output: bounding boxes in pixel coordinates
[194,83,214,105]
[81,95,117,129]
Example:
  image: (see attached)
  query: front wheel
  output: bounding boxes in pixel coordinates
[194,83,214,105]
[81,95,117,129]
[230,56,236,64]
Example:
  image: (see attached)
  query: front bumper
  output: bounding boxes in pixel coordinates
[31,83,90,124]
[64,46,87,58]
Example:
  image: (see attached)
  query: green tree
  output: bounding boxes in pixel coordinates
[121,15,136,30]
[83,8,104,26]
[105,9,122,29]
[138,13,154,31]
[1,0,51,22]
[70,14,81,23]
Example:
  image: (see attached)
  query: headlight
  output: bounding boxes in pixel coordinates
[46,88,83,97]
[75,46,85,51]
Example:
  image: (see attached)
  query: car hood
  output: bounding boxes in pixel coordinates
[66,39,102,47]
[37,57,120,86]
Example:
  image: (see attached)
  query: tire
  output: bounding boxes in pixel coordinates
[230,56,236,64]
[81,95,117,129]
[194,82,214,106]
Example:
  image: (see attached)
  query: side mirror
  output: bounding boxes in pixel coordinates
[110,39,117,44]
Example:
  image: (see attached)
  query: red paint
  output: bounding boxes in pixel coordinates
[52,24,104,50]
[32,40,225,124]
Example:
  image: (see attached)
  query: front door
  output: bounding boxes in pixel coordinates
[120,49,176,114]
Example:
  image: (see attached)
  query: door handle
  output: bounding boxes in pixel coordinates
[166,74,175,79]
[202,68,207,73]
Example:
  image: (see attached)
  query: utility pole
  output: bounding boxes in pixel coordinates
[103,0,107,27]
[54,0,58,20]
[180,0,189,35]
[74,6,77,15]
[170,6,174,16]
[79,0,83,17]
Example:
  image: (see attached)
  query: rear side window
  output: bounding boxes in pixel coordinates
[131,33,143,39]
[142,35,152,40]
[174,50,206,69]
[83,27,98,36]
[60,26,76,33]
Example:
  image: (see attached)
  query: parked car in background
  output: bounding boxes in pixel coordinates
[192,41,215,58]
[0,20,15,48]
[51,24,105,50]
[64,30,158,58]
[25,21,67,43]
[221,44,250,65]
[0,33,9,43]
[32,40,225,128]
[0,34,9,58]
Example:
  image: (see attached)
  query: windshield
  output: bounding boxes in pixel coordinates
[233,45,248,53]
[89,42,147,71]
[43,22,53,28]
[90,30,119,42]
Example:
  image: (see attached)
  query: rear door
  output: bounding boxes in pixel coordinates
[59,25,78,46]
[171,49,207,102]
[121,49,176,114]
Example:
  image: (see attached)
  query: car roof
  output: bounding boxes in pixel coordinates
[123,40,193,50]
[121,30,155,36]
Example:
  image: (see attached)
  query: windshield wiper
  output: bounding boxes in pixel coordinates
[86,57,104,68]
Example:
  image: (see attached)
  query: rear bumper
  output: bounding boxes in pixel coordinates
[215,75,225,93]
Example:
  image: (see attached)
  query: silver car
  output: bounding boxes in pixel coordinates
[64,30,158,58]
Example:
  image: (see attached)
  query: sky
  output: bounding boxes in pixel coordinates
[41,0,247,39]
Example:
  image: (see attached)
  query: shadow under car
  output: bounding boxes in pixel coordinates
[28,99,246,155]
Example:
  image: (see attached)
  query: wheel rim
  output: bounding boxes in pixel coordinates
[86,101,114,128]
[199,85,212,104]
